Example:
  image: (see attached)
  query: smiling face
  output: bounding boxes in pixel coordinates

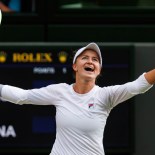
[72,49,101,83]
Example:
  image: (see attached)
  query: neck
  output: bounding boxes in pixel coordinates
[73,80,95,94]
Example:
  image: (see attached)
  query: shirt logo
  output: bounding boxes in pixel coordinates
[88,103,94,109]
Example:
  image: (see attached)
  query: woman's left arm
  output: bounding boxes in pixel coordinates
[144,69,155,85]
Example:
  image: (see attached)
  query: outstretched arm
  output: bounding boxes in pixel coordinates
[144,69,155,85]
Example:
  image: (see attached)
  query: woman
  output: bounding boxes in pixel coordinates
[0,42,154,155]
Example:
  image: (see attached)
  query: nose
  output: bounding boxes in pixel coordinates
[87,58,93,64]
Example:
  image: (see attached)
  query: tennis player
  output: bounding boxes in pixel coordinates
[0,42,154,155]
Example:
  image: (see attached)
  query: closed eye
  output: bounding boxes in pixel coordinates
[93,58,99,62]
[82,56,88,60]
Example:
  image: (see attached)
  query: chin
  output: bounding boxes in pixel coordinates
[84,76,96,82]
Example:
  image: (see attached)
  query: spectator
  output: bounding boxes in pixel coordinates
[0,0,21,12]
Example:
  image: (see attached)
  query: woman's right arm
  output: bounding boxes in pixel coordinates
[0,84,57,105]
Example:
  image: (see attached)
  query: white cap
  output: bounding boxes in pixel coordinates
[0,10,2,25]
[73,42,102,66]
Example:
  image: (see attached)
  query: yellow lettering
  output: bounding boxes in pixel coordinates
[21,53,29,62]
[13,53,19,62]
[44,53,52,62]
[36,53,40,62]
[13,53,53,63]
[29,53,34,62]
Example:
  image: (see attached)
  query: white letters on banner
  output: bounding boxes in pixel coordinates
[0,125,16,138]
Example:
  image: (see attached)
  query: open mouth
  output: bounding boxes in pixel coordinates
[84,67,94,72]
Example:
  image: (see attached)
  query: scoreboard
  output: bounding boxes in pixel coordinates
[0,42,133,154]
